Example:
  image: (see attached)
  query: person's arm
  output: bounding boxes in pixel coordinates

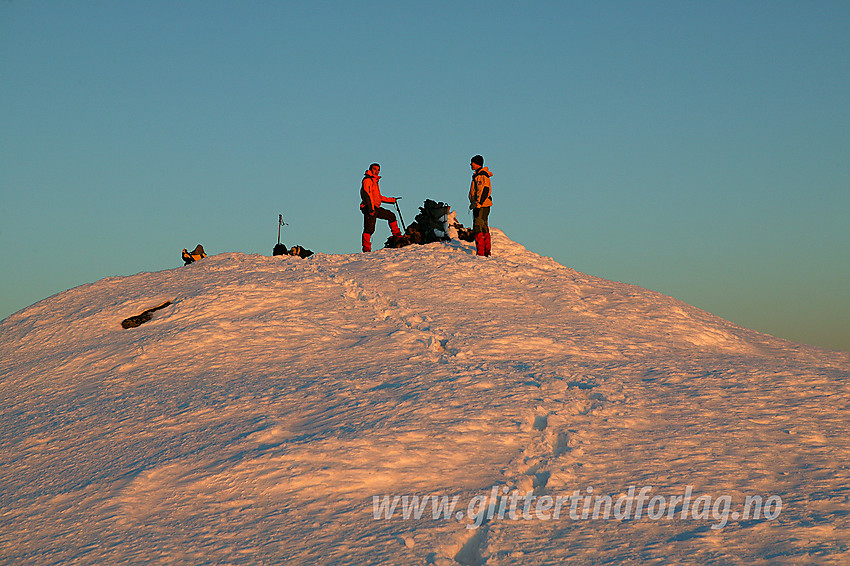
[361,182,375,215]
[478,176,491,206]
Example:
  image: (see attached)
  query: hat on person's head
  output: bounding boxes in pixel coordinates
[471,155,484,166]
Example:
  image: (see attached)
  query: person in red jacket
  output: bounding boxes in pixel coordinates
[360,163,401,252]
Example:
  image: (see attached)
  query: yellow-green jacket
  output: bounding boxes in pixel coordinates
[469,167,493,208]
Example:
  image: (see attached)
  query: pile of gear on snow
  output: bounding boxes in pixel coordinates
[182,244,207,265]
[181,237,312,267]
[273,243,314,259]
[272,214,313,258]
[385,199,475,249]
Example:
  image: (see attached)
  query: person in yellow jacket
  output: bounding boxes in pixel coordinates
[469,154,492,256]
[360,163,401,252]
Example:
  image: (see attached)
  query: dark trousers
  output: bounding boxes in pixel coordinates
[472,206,490,235]
[363,207,397,234]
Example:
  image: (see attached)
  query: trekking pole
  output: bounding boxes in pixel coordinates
[393,199,407,232]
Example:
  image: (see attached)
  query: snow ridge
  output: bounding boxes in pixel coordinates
[1,229,848,564]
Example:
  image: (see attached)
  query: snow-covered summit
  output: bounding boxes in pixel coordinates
[1,229,848,564]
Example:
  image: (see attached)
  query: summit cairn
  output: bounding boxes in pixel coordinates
[385,199,472,248]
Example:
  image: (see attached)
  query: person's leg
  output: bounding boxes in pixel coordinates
[480,207,491,256]
[472,208,487,256]
[375,207,401,237]
[362,211,377,252]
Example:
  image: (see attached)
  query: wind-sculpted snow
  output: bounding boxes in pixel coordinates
[1,229,848,564]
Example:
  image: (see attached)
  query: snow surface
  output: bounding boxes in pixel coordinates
[1,229,849,565]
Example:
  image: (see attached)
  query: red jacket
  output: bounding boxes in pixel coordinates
[360,171,396,213]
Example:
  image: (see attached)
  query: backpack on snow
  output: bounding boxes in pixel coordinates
[182,244,207,265]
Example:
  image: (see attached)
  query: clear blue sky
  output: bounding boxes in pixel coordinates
[2,1,848,351]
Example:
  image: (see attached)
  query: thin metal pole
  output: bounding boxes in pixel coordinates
[394,200,406,232]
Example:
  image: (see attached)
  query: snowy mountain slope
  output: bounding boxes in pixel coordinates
[1,229,848,565]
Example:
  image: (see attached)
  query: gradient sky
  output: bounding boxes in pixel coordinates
[2,1,848,352]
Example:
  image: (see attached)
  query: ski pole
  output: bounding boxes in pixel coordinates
[393,199,406,232]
